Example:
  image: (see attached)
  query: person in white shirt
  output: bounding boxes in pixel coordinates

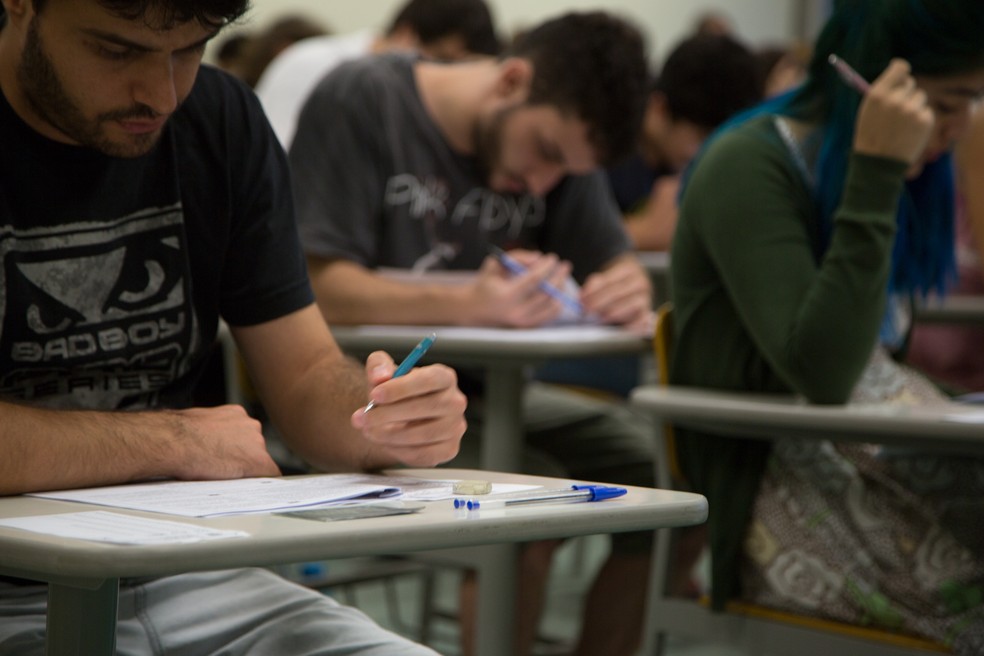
[256,0,499,149]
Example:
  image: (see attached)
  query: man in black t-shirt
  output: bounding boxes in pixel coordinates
[0,1,465,654]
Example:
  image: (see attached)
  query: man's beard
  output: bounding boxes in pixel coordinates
[18,16,164,158]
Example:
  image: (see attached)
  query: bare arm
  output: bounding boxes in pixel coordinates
[956,109,984,267]
[308,255,573,328]
[232,304,466,472]
[0,402,279,496]
[623,175,681,251]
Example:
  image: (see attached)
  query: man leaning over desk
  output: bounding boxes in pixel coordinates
[289,12,657,656]
[0,0,467,654]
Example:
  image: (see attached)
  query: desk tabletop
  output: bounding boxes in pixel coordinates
[635,250,670,274]
[631,385,984,452]
[914,294,984,324]
[331,324,649,364]
[0,469,706,584]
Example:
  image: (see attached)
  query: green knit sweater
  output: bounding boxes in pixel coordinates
[669,114,909,609]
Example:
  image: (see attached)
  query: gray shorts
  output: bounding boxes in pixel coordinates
[0,568,436,656]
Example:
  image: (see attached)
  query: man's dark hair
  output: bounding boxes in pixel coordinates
[31,0,251,30]
[387,0,500,56]
[506,12,649,166]
[656,33,762,130]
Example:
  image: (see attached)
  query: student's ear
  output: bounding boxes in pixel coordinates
[2,0,34,26]
[385,23,421,53]
[493,57,533,104]
[645,91,672,133]
[648,91,671,121]
[3,0,29,17]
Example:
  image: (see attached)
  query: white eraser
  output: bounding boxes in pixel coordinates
[453,480,492,495]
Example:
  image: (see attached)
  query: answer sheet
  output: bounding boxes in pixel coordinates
[28,474,403,517]
[0,511,249,544]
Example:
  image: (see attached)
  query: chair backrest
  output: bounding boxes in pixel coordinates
[653,302,686,484]
[654,302,674,387]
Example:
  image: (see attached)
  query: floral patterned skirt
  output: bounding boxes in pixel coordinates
[740,351,984,654]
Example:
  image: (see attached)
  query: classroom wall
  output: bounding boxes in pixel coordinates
[210,0,826,68]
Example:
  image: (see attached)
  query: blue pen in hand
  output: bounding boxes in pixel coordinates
[489,245,584,315]
[363,332,437,413]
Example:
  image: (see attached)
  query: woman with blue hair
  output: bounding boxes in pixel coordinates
[670,0,984,649]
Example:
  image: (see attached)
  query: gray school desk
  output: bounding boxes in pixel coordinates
[914,294,984,325]
[0,468,707,656]
[330,324,650,655]
[331,324,651,472]
[630,385,984,453]
[636,250,671,304]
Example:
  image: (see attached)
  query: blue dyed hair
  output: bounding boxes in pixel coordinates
[689,0,984,296]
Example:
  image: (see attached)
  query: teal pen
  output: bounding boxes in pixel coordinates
[363,332,437,413]
[489,245,584,315]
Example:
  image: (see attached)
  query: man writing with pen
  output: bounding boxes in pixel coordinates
[290,11,657,656]
[0,0,467,653]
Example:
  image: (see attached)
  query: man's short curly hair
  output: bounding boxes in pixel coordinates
[505,12,649,166]
[32,0,250,30]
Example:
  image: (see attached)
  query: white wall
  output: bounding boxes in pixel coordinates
[211,0,812,68]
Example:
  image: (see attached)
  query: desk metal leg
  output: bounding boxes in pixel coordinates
[474,365,525,656]
[473,543,520,656]
[481,366,524,472]
[46,578,118,656]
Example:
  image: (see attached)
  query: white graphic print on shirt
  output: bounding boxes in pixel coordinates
[0,203,200,409]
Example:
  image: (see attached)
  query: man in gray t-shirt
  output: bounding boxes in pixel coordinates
[291,12,657,656]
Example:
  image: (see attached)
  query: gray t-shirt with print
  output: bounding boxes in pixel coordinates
[289,53,630,282]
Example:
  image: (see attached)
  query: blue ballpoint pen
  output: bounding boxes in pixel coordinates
[363,332,437,412]
[489,245,584,315]
[453,484,626,510]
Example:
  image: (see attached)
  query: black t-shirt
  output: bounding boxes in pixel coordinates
[0,66,313,410]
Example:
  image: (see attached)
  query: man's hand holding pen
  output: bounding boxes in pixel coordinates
[351,348,466,468]
[464,248,579,327]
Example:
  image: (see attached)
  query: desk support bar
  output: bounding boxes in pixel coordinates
[47,577,118,656]
[481,366,524,472]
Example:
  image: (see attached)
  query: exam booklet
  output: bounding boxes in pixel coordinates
[28,474,406,517]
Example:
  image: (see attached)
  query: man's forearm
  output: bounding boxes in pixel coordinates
[307,257,474,326]
[0,400,281,496]
[0,402,180,495]
[257,351,400,472]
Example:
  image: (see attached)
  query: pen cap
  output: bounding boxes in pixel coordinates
[571,484,627,501]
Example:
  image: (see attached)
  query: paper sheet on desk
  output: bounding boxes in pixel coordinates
[354,474,536,500]
[29,474,403,517]
[27,474,537,517]
[0,511,249,544]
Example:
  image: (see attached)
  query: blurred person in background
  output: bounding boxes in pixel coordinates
[611,32,762,252]
[256,0,500,149]
[237,13,330,88]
